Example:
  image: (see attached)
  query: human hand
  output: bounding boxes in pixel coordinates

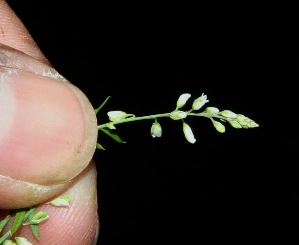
[0,0,99,244]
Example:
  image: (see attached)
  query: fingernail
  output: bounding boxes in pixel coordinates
[0,67,98,185]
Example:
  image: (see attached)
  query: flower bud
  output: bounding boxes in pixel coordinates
[107,123,116,129]
[170,111,188,120]
[247,120,259,128]
[176,93,191,109]
[236,114,259,128]
[204,107,219,114]
[219,110,237,118]
[151,120,162,138]
[192,93,209,110]
[183,122,196,143]
[14,237,32,245]
[212,119,225,133]
[228,120,242,129]
[107,111,132,122]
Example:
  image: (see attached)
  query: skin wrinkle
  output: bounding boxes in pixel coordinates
[0,1,49,63]
[0,45,66,81]
[0,173,73,209]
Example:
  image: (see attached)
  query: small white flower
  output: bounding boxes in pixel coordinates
[151,121,162,138]
[183,122,196,144]
[192,93,209,110]
[176,93,191,109]
[170,111,188,120]
[107,111,129,122]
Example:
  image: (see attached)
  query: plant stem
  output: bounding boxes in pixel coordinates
[98,112,230,129]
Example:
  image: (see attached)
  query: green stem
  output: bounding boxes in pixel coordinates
[98,111,230,130]
[98,113,170,129]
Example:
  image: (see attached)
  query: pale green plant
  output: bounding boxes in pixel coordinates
[0,92,258,244]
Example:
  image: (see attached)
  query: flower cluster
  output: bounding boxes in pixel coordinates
[95,92,258,148]
[159,93,258,144]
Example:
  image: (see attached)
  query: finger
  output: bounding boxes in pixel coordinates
[0,3,98,208]
[0,0,49,63]
[0,161,99,245]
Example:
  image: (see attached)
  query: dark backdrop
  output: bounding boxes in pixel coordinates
[5,1,298,243]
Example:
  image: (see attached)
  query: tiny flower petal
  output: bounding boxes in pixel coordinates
[204,107,219,114]
[183,122,196,143]
[170,111,188,120]
[219,110,237,118]
[192,93,209,110]
[151,121,162,138]
[212,119,225,133]
[176,93,191,109]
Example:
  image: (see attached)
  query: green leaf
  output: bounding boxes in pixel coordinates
[23,207,36,222]
[100,128,126,143]
[96,143,106,150]
[23,208,39,239]
[29,225,39,240]
[0,231,11,244]
[94,96,111,114]
[10,210,27,235]
[0,215,10,233]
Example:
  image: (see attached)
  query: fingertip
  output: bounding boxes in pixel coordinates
[17,162,99,245]
[0,67,98,185]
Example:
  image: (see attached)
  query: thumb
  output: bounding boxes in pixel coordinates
[0,46,98,208]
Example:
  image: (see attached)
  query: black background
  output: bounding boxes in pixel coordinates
[4,1,299,244]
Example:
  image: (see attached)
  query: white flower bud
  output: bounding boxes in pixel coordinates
[212,119,225,133]
[170,111,188,120]
[228,120,242,129]
[183,122,196,144]
[219,110,237,118]
[247,120,259,128]
[107,111,133,122]
[192,93,209,110]
[15,237,33,245]
[176,93,191,109]
[236,114,259,128]
[151,121,162,138]
[204,107,219,114]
